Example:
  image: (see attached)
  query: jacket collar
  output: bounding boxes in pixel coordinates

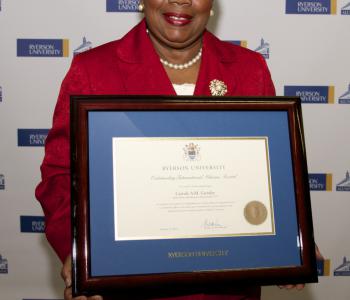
[115,19,237,96]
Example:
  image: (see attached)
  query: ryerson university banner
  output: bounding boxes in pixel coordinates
[17,39,69,57]
[0,0,349,299]
[286,0,338,14]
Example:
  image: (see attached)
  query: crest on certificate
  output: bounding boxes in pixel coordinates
[183,142,201,161]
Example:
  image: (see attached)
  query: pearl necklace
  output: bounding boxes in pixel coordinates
[146,28,202,70]
[160,48,202,70]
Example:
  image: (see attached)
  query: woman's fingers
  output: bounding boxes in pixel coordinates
[61,254,72,288]
[278,284,305,290]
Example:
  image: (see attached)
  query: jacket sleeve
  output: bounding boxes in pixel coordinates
[35,55,91,262]
[258,55,276,96]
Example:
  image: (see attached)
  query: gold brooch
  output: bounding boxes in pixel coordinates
[209,79,228,96]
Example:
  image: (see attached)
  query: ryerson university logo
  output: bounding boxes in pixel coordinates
[339,84,350,103]
[317,259,331,276]
[336,171,350,191]
[227,41,248,48]
[20,216,45,233]
[0,254,8,274]
[286,0,337,14]
[254,39,270,59]
[284,86,334,104]
[334,257,350,276]
[107,0,140,12]
[17,39,69,57]
[17,129,49,147]
[74,37,92,56]
[342,1,350,14]
[0,174,4,190]
[309,173,332,191]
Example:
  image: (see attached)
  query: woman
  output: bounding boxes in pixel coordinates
[36,1,281,299]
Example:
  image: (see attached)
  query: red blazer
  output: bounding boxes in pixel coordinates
[36,19,275,300]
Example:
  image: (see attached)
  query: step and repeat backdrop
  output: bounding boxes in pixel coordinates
[0,0,349,299]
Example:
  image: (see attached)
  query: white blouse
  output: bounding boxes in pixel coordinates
[172,83,196,96]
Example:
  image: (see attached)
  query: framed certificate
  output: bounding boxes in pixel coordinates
[70,96,317,298]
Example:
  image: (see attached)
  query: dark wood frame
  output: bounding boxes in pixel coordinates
[70,96,318,298]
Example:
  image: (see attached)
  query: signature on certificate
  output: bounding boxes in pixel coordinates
[202,219,226,229]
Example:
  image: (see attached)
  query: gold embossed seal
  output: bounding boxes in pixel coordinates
[244,201,268,225]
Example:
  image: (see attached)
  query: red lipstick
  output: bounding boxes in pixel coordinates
[163,12,193,26]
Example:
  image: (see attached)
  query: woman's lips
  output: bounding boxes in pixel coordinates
[163,13,193,26]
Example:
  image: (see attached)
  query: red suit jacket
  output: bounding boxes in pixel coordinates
[36,19,275,300]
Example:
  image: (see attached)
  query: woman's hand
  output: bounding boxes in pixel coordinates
[61,255,103,300]
[278,244,324,291]
[278,283,305,291]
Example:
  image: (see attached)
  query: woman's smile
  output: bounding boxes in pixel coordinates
[163,12,193,26]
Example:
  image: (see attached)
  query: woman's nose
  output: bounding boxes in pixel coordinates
[168,0,192,6]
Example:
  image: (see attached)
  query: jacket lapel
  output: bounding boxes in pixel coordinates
[194,31,238,97]
[115,20,176,96]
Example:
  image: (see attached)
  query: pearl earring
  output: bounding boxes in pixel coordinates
[138,3,144,12]
[210,9,215,17]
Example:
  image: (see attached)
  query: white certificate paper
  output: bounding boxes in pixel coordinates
[113,137,275,241]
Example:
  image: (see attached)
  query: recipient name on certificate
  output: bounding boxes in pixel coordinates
[112,137,275,241]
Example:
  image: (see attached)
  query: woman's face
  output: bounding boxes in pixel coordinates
[143,0,213,50]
